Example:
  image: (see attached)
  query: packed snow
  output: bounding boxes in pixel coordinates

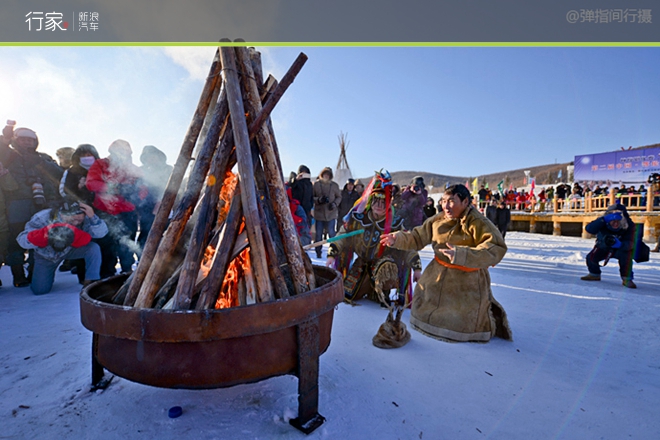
[1,231,659,439]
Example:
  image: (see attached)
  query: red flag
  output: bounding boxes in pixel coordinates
[530,178,536,196]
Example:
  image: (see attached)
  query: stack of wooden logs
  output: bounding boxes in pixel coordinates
[112,46,315,310]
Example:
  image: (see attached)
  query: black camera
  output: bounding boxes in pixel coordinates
[48,226,75,252]
[318,195,329,204]
[604,235,617,247]
[648,173,660,185]
[412,185,420,192]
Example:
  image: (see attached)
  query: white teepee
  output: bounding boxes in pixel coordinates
[334,131,353,186]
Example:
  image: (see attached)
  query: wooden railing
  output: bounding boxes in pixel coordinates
[473,186,659,214]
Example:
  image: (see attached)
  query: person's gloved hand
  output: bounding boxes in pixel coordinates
[329,202,337,211]
[604,235,622,249]
[603,212,623,223]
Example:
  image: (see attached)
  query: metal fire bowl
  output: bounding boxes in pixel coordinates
[80,266,343,389]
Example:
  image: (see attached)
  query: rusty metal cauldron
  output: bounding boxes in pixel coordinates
[80,265,344,434]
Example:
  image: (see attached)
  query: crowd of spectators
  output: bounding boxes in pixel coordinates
[0,122,172,293]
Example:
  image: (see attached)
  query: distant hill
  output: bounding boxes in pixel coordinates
[357,163,572,194]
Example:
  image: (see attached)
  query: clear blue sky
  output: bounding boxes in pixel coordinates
[1,46,659,181]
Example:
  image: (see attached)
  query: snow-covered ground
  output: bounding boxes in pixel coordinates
[1,231,659,440]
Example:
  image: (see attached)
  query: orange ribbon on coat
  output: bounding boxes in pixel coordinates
[434,256,480,272]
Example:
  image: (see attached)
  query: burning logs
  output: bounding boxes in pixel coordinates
[117,46,311,311]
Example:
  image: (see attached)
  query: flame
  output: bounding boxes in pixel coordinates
[197,244,216,282]
[214,247,250,309]
[217,172,238,225]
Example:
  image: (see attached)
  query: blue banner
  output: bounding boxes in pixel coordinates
[574,147,660,185]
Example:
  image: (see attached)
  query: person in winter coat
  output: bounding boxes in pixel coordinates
[86,139,147,276]
[495,200,511,238]
[423,196,437,219]
[327,170,421,305]
[312,167,341,258]
[397,176,428,230]
[380,183,512,343]
[290,164,314,227]
[58,143,100,275]
[285,186,312,246]
[336,178,360,233]
[0,161,19,285]
[0,123,63,287]
[485,199,498,225]
[137,145,173,253]
[16,200,108,295]
[581,204,637,288]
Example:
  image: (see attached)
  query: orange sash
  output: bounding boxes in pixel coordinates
[434,256,479,272]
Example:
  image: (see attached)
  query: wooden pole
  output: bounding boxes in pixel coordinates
[172,119,236,309]
[195,191,243,310]
[236,47,311,296]
[123,48,223,306]
[220,46,273,303]
[131,85,230,308]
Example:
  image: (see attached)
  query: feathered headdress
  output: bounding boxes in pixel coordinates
[344,169,394,236]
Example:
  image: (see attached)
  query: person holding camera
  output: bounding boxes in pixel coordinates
[0,121,63,287]
[581,204,637,288]
[16,200,108,295]
[397,176,428,230]
[312,167,341,258]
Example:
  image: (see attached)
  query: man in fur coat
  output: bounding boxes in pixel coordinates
[581,203,637,288]
[380,183,512,343]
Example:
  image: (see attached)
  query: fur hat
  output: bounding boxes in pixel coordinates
[411,175,425,189]
[318,167,333,180]
[108,139,132,156]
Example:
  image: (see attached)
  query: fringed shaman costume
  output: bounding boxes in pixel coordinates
[329,170,421,305]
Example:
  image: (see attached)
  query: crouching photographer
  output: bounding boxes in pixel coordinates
[580,204,637,288]
[16,200,108,295]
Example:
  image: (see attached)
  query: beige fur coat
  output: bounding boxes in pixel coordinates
[391,205,512,342]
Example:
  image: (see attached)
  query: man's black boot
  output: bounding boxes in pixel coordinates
[11,265,30,288]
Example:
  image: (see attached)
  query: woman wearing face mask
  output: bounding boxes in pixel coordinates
[58,144,100,277]
[60,144,99,205]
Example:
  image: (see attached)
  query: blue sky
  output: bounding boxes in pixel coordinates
[1,46,659,181]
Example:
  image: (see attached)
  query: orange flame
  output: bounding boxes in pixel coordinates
[214,247,250,309]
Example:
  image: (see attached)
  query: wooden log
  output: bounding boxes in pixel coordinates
[237,276,248,306]
[195,191,243,310]
[220,46,273,303]
[243,252,257,305]
[248,48,264,95]
[172,116,237,309]
[132,84,229,309]
[236,47,311,296]
[123,48,223,306]
[255,179,291,300]
[153,265,183,309]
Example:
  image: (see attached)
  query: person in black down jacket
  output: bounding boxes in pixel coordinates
[581,203,637,288]
[290,164,314,227]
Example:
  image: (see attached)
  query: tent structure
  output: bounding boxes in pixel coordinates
[334,131,353,186]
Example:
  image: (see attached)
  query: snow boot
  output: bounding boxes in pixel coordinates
[11,265,30,288]
[580,274,601,281]
[622,279,637,289]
